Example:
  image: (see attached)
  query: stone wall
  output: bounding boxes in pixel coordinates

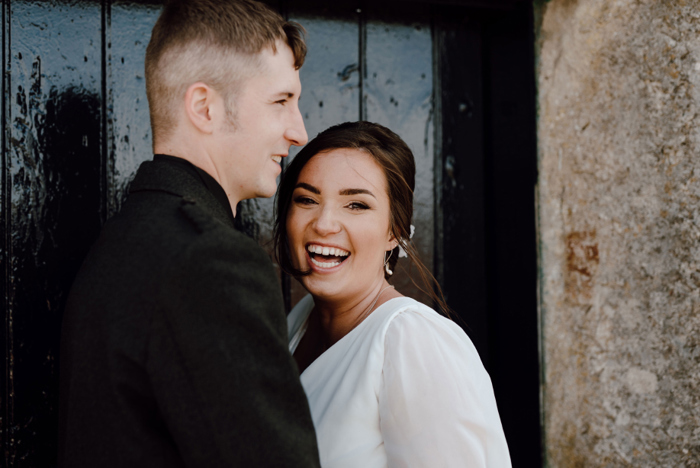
[536,0,700,466]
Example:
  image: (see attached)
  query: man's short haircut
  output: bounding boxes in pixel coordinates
[145,0,306,141]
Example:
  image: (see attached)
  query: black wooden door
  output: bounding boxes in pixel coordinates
[1,0,538,466]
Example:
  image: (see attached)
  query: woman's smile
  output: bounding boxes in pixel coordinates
[286,148,396,301]
[306,243,350,270]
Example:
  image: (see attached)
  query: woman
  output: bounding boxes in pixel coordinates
[274,121,511,467]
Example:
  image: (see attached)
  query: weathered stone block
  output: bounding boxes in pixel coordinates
[537,0,700,466]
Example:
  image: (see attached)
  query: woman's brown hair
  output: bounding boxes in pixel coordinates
[273,121,451,317]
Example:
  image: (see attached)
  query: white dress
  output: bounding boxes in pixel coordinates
[288,294,512,468]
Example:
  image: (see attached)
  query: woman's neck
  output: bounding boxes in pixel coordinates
[292,280,403,373]
[313,280,401,348]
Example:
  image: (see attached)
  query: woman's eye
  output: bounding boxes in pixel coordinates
[275,99,287,106]
[348,202,370,210]
[294,196,315,205]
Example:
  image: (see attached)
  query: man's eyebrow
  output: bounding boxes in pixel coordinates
[273,91,295,99]
[294,182,320,194]
[340,188,376,198]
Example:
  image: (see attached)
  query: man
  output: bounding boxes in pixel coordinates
[58,1,320,466]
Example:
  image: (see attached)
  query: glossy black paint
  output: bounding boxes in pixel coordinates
[483,5,540,467]
[4,2,104,465]
[437,3,541,465]
[1,1,538,466]
[436,8,488,354]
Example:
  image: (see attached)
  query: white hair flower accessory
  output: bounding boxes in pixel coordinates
[398,224,415,258]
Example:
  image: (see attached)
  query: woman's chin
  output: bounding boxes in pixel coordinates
[301,275,346,302]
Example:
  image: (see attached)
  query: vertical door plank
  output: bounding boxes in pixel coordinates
[108,1,161,215]
[435,10,489,361]
[6,1,103,465]
[483,4,540,465]
[364,4,435,305]
[1,0,10,463]
[289,6,361,147]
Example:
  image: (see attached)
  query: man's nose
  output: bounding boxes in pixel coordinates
[285,103,308,147]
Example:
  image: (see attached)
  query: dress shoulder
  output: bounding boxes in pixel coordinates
[380,298,480,360]
[381,298,452,329]
[377,298,512,468]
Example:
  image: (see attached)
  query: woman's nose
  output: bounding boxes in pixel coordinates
[312,207,341,235]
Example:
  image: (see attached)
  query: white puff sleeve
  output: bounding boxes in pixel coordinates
[378,308,512,468]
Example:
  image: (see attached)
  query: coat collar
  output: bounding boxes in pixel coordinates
[129,155,236,229]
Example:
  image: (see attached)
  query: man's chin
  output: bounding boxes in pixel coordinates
[256,185,279,200]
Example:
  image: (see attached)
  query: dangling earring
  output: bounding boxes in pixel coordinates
[384,249,393,276]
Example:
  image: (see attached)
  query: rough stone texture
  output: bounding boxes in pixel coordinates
[536,0,700,466]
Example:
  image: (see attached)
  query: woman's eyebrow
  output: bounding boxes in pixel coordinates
[339,188,376,198]
[294,182,320,194]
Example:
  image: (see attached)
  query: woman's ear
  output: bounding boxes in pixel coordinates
[385,234,399,252]
[183,82,220,134]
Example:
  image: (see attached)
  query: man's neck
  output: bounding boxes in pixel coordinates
[153,141,239,216]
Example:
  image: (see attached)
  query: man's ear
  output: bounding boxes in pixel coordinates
[183,82,220,134]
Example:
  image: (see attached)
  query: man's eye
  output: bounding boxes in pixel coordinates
[275,99,287,105]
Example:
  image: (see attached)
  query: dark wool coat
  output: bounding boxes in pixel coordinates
[58,156,320,467]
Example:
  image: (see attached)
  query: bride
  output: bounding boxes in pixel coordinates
[274,121,511,467]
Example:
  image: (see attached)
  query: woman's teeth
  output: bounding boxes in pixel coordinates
[307,244,350,269]
[311,257,342,268]
[272,155,282,164]
[307,245,350,257]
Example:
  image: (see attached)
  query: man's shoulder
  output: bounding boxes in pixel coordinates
[102,189,261,269]
[111,159,236,243]
[172,197,270,264]
[65,188,278,337]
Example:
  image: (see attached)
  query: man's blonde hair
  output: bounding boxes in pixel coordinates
[145,0,306,141]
